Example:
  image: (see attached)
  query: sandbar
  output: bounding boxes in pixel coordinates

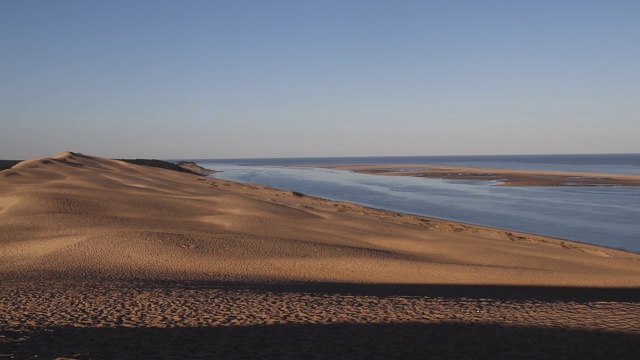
[313,163,640,186]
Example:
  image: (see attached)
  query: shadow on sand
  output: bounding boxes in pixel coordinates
[2,281,639,359]
[4,321,639,359]
[151,279,640,302]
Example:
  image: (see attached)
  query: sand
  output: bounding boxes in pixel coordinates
[317,164,640,186]
[1,152,639,359]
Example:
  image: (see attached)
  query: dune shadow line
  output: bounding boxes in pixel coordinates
[146,280,640,302]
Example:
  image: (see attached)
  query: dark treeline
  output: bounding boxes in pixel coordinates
[118,159,201,175]
[0,158,202,175]
[0,160,21,171]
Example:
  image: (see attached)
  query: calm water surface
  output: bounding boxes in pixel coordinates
[193,155,640,253]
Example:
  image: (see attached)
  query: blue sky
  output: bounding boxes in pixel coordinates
[1,0,638,159]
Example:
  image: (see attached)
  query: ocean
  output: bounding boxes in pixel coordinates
[191,154,640,253]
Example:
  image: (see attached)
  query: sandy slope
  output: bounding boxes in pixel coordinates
[1,151,639,285]
[1,152,639,359]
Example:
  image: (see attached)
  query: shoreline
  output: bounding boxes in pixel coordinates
[212,173,639,256]
[207,169,639,256]
[212,163,639,254]
[306,163,640,186]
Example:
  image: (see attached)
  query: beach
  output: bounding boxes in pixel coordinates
[1,152,639,358]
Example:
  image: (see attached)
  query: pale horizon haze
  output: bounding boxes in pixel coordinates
[1,0,639,160]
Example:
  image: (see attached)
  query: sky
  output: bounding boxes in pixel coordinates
[1,0,639,159]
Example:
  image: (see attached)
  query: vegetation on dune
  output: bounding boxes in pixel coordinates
[0,157,207,176]
[118,159,202,175]
[0,160,22,171]
[291,191,306,197]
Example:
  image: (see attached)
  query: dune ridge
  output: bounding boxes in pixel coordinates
[1,152,639,358]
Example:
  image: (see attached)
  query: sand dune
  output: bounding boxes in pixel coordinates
[1,152,639,358]
[2,151,639,284]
